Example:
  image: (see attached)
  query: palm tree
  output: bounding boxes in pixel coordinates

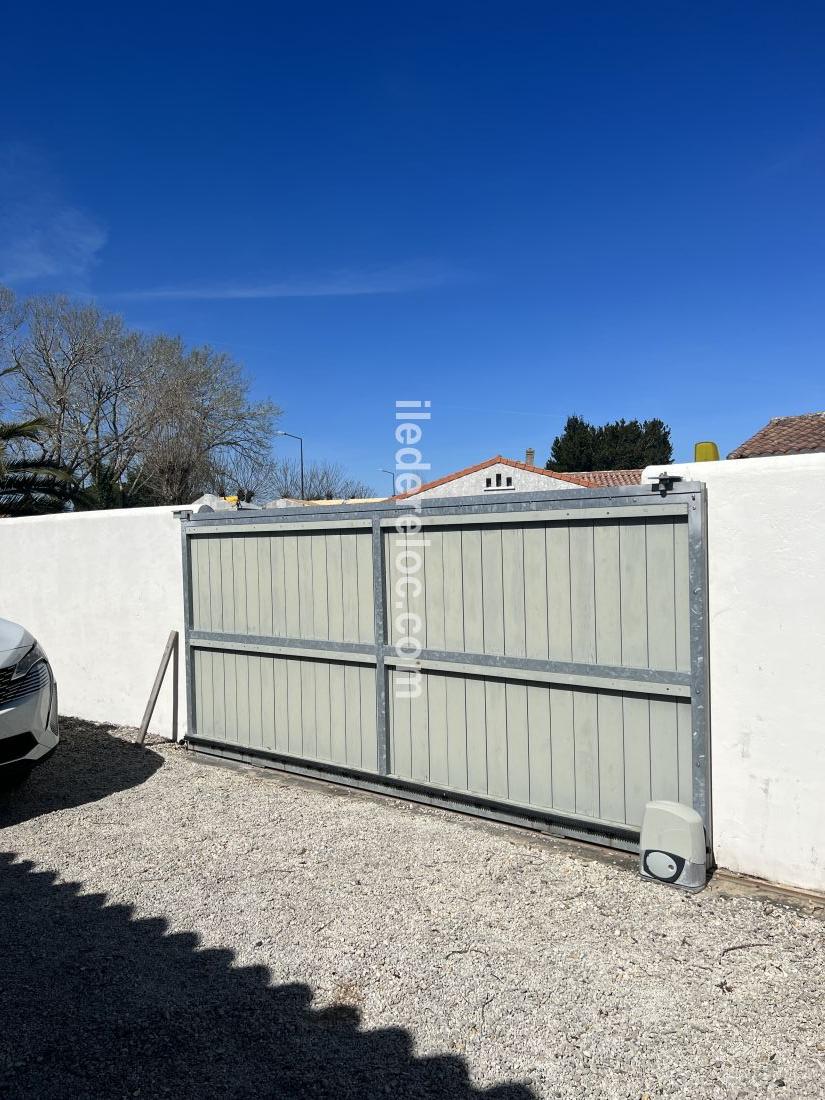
[0,369,83,516]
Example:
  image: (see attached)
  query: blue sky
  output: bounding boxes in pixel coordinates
[2,3,824,488]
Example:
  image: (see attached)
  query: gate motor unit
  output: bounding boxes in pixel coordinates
[640,801,707,891]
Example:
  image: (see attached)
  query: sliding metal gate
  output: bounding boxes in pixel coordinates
[180,483,710,854]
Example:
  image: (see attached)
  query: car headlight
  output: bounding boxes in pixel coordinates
[11,641,48,682]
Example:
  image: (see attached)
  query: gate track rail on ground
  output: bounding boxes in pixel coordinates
[179,483,711,856]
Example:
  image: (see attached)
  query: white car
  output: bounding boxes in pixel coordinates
[0,617,59,783]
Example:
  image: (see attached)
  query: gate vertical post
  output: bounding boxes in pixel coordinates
[371,515,390,774]
[687,487,712,858]
[178,513,196,742]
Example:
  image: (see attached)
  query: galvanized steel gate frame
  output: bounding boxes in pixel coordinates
[178,482,711,856]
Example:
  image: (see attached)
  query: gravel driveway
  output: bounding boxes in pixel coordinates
[1,719,823,1099]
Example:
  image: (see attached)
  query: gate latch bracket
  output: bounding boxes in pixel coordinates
[651,472,683,497]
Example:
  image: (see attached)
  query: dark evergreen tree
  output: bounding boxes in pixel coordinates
[546,415,672,472]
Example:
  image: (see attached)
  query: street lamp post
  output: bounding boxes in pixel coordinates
[380,468,397,496]
[274,430,305,499]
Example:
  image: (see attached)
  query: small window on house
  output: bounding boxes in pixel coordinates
[506,476,513,487]
[495,472,502,487]
[485,476,492,487]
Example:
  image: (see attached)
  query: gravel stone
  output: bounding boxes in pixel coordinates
[1,718,823,1098]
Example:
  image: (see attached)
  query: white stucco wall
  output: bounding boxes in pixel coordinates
[0,507,186,739]
[414,462,575,498]
[642,455,825,894]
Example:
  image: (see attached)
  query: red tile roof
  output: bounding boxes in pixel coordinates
[728,413,825,459]
[568,468,643,487]
[394,455,640,499]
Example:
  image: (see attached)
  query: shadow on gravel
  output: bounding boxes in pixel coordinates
[0,717,163,828]
[0,853,535,1099]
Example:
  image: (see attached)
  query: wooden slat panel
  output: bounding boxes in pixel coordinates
[594,524,621,665]
[445,675,467,789]
[243,653,261,749]
[328,664,347,764]
[570,525,596,664]
[223,651,238,744]
[212,650,226,742]
[287,658,302,754]
[359,666,378,772]
[220,538,235,634]
[674,521,691,673]
[484,680,508,798]
[208,539,223,632]
[270,536,286,637]
[341,535,361,643]
[597,693,625,824]
[461,529,484,653]
[573,690,599,817]
[344,664,362,767]
[527,684,552,808]
[523,527,549,660]
[384,531,405,647]
[356,532,374,644]
[300,659,317,758]
[260,653,275,751]
[193,649,206,736]
[314,661,332,761]
[549,689,575,811]
[383,530,395,645]
[426,672,449,785]
[650,697,679,802]
[442,532,465,652]
[622,695,651,827]
[424,530,446,650]
[480,528,504,655]
[404,530,426,656]
[505,682,530,804]
[235,652,250,747]
[257,537,273,637]
[502,528,526,658]
[409,671,429,781]
[283,536,300,638]
[310,535,329,640]
[677,699,693,806]
[326,534,345,643]
[646,521,677,671]
[390,670,412,778]
[192,539,210,631]
[465,676,487,794]
[546,527,572,661]
[297,535,314,640]
[619,522,648,668]
[244,539,260,636]
[273,654,289,753]
[232,538,248,634]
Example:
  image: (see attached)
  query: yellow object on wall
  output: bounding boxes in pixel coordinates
[694,441,720,462]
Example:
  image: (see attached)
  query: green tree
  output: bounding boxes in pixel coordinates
[0,376,83,516]
[546,415,673,472]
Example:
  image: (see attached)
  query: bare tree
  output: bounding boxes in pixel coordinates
[6,295,160,499]
[138,337,280,503]
[259,458,375,502]
[2,291,280,506]
[2,287,371,511]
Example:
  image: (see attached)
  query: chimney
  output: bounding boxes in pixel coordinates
[525,447,536,467]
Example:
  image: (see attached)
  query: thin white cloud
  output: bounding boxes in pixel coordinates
[0,145,107,287]
[109,262,463,302]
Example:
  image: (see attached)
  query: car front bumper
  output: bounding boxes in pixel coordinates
[0,666,59,767]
